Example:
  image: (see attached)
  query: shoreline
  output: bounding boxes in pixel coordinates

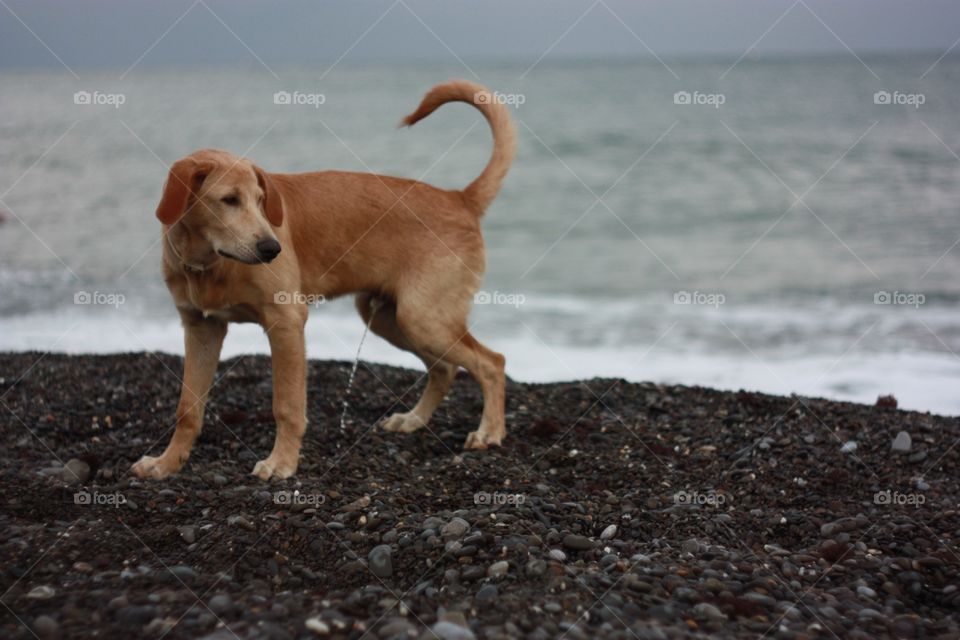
[1,353,958,639]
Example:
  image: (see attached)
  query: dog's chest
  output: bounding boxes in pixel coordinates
[181,276,259,323]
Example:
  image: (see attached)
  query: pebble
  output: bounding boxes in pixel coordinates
[368,544,393,578]
[208,594,232,614]
[682,538,700,554]
[891,431,912,453]
[600,524,617,540]
[27,585,55,599]
[562,534,593,550]
[305,616,330,635]
[33,615,59,639]
[856,585,877,599]
[840,441,858,453]
[548,549,567,562]
[441,517,470,539]
[692,602,726,621]
[178,526,197,544]
[487,560,509,579]
[62,458,90,484]
[475,583,498,604]
[429,621,476,640]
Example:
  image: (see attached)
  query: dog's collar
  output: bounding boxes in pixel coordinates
[165,230,213,276]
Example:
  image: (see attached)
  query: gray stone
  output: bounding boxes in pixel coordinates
[33,615,59,639]
[429,621,476,640]
[600,524,617,540]
[487,560,509,578]
[208,594,233,614]
[62,459,90,484]
[891,431,912,453]
[692,602,726,621]
[368,544,393,578]
[441,517,470,539]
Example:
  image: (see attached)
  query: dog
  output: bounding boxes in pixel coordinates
[130,80,516,480]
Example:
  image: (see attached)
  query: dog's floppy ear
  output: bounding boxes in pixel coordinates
[155,158,214,225]
[255,166,284,227]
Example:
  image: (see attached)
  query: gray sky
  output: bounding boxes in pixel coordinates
[1,0,959,70]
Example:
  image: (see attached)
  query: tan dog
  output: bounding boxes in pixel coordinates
[130,80,516,480]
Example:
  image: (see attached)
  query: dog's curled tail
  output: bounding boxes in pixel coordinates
[401,79,517,213]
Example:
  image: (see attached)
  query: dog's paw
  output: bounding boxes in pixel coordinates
[382,411,427,434]
[251,455,298,481]
[463,429,503,450]
[130,455,179,479]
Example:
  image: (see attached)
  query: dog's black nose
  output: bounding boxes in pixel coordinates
[256,238,281,262]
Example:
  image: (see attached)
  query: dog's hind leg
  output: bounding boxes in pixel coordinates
[394,297,506,450]
[355,293,456,433]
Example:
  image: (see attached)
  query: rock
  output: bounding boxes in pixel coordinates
[227,515,254,530]
[856,585,877,599]
[178,526,197,544]
[475,583,498,604]
[429,621,476,640]
[840,441,857,453]
[62,459,90,484]
[562,534,593,550]
[692,602,726,621]
[169,565,197,582]
[525,559,547,577]
[548,549,567,562]
[487,560,509,579]
[26,585,55,599]
[208,594,233,614]
[682,538,700,554]
[33,615,59,639]
[891,431,912,453]
[441,517,470,539]
[116,605,157,625]
[600,524,617,540]
[876,394,898,409]
[305,616,330,635]
[368,544,393,578]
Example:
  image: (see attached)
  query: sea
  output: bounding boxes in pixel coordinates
[1,55,958,415]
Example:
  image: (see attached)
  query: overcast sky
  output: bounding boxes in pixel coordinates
[2,0,959,70]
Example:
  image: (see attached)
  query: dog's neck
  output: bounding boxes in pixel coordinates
[165,224,219,275]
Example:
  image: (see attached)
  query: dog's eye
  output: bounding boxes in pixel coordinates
[221,195,240,207]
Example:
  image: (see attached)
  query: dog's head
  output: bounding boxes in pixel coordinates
[156,149,284,264]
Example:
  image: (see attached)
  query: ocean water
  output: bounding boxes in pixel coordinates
[1,57,958,414]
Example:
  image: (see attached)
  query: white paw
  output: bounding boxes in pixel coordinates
[130,455,179,479]
[251,455,298,481]
[382,411,427,434]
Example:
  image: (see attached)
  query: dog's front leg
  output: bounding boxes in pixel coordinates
[252,312,307,480]
[131,312,227,479]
